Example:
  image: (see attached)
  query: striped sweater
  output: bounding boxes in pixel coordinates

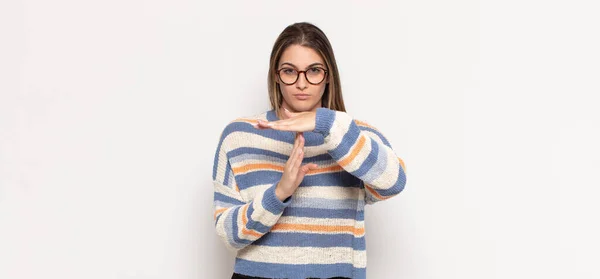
[212,107,407,279]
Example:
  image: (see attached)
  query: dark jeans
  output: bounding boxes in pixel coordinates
[231,273,350,279]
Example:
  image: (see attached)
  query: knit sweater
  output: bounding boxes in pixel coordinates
[212,107,407,279]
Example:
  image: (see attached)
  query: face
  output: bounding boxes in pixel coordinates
[276,44,328,114]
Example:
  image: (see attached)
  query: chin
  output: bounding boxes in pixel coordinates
[290,102,319,112]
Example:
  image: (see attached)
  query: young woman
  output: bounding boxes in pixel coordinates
[212,22,407,279]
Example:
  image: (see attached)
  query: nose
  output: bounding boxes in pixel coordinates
[296,72,308,90]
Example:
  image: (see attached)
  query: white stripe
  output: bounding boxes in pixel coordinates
[214,208,238,253]
[277,216,364,228]
[239,184,270,202]
[293,186,365,200]
[322,111,353,150]
[230,154,287,166]
[213,180,243,202]
[247,186,283,227]
[362,130,385,146]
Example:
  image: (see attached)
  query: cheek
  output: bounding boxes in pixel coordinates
[278,84,291,97]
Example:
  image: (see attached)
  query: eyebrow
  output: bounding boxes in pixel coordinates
[279,62,325,69]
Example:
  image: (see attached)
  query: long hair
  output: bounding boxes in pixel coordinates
[267,22,346,119]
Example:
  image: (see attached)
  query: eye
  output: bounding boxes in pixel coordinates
[281,68,296,74]
[309,67,323,73]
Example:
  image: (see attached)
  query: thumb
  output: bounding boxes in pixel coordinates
[301,163,319,174]
[296,163,319,184]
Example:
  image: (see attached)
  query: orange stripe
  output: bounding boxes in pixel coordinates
[233,118,259,124]
[272,223,364,236]
[354,120,376,130]
[214,207,227,220]
[307,165,343,174]
[338,136,367,167]
[233,163,343,175]
[398,157,406,172]
[240,204,263,238]
[233,163,284,174]
[365,184,392,201]
[241,204,249,225]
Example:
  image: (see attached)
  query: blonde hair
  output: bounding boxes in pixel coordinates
[267,22,346,119]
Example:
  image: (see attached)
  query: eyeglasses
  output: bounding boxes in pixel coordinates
[277,67,328,85]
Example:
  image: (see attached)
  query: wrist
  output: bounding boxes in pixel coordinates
[275,184,290,202]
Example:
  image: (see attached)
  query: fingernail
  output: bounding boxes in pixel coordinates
[284,108,289,112]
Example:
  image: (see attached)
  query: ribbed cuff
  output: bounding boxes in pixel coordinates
[313,107,336,137]
[261,183,291,215]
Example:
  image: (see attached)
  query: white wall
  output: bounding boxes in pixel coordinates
[1,0,599,278]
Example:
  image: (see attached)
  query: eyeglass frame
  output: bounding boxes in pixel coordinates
[276,66,329,85]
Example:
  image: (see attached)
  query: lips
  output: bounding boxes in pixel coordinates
[293,94,310,100]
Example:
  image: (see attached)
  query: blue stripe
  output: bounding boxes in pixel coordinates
[229,147,332,163]
[230,153,287,165]
[213,192,244,206]
[290,197,363,210]
[234,258,365,279]
[245,203,271,234]
[282,207,364,221]
[214,200,239,209]
[235,171,281,190]
[329,122,361,160]
[358,125,392,147]
[314,107,336,138]
[360,139,390,183]
[300,171,362,187]
[212,143,224,181]
[261,184,288,215]
[236,170,362,191]
[373,167,407,197]
[253,232,366,250]
[223,160,232,186]
[350,137,379,178]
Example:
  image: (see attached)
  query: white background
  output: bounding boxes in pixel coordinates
[1,0,599,278]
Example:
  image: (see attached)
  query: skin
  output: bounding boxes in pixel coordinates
[254,44,331,201]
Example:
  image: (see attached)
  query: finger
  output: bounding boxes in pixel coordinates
[291,147,304,175]
[253,121,267,129]
[301,163,319,174]
[307,163,319,170]
[289,134,304,172]
[259,119,296,131]
[287,133,301,169]
[256,119,273,128]
[296,163,317,185]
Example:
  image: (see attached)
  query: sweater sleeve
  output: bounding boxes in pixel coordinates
[212,126,291,252]
[313,107,407,204]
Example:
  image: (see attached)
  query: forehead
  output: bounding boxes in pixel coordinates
[279,44,325,68]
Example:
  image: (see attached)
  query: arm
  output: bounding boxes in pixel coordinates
[212,128,291,252]
[313,108,407,204]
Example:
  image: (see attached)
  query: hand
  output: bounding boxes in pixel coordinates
[255,108,316,132]
[275,132,319,201]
